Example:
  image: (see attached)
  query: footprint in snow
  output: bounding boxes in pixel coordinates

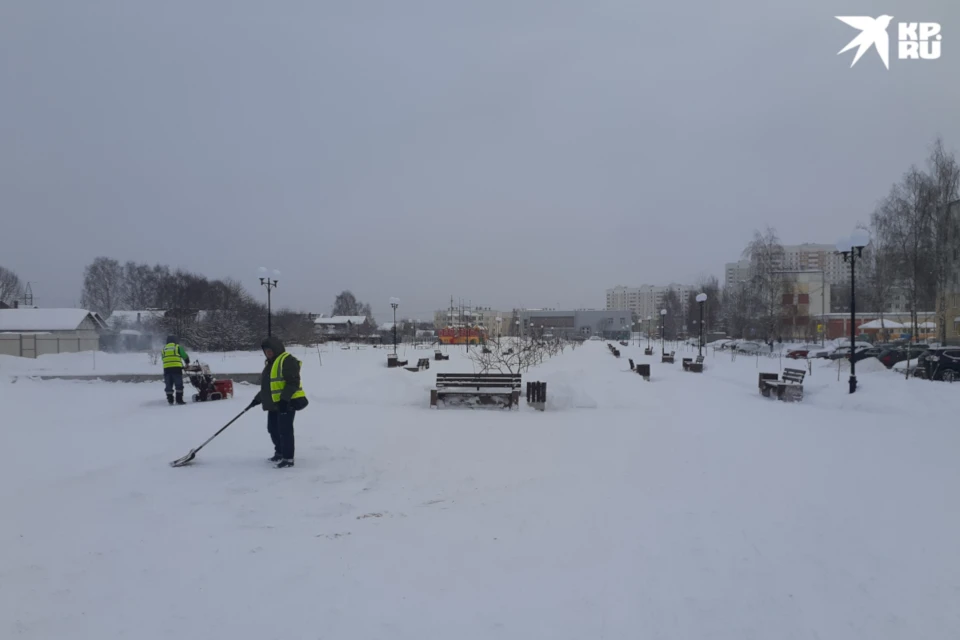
[356,511,405,520]
[316,532,352,540]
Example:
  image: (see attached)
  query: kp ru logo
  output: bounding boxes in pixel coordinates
[836,16,942,69]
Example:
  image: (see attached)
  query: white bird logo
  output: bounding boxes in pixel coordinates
[836,15,895,69]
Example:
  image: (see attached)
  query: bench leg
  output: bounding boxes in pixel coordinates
[430,389,438,408]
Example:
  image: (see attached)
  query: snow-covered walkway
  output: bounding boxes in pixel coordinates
[2,342,958,639]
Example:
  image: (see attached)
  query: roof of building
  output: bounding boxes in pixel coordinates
[315,315,369,325]
[108,309,166,326]
[0,308,105,332]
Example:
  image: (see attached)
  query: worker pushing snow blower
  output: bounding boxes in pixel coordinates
[161,336,190,405]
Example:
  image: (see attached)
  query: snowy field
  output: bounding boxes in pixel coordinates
[2,341,958,639]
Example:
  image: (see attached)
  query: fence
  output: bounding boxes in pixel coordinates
[0,333,100,358]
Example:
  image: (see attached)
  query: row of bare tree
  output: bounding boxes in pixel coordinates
[79,257,372,351]
[868,138,959,343]
[721,137,958,343]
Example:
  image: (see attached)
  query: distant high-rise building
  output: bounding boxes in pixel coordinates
[729,243,856,288]
[605,283,695,321]
[724,260,752,289]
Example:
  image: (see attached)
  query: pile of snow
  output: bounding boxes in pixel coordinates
[827,356,890,374]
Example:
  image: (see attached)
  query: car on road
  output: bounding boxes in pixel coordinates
[737,342,763,354]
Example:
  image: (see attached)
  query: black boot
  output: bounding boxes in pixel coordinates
[275,459,295,469]
[166,394,174,405]
[175,391,186,405]
[268,453,282,463]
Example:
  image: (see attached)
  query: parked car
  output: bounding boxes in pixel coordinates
[878,345,929,368]
[851,347,884,363]
[737,342,763,354]
[827,345,871,360]
[785,344,823,359]
[920,347,960,381]
[835,340,874,350]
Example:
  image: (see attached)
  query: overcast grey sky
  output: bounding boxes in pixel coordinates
[2,1,957,320]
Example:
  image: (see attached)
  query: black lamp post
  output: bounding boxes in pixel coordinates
[258,267,280,337]
[660,308,667,355]
[389,297,400,355]
[646,316,652,349]
[696,293,707,357]
[836,232,868,394]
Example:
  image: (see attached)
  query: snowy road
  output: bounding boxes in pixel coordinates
[2,343,958,639]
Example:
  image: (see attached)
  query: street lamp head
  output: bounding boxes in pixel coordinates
[660,309,667,316]
[849,230,869,249]
[696,293,707,303]
[646,316,651,321]
[835,237,853,253]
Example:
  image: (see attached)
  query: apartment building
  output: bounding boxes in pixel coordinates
[605,284,695,320]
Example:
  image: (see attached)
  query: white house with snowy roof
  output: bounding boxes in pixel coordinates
[0,308,107,357]
[314,315,374,340]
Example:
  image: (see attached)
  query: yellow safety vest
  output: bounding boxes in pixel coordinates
[270,352,306,403]
[162,343,184,369]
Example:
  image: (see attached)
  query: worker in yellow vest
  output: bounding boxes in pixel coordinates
[248,336,308,468]
[161,335,190,405]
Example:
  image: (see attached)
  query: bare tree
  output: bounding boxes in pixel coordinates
[722,282,752,339]
[874,169,937,345]
[81,257,124,316]
[0,265,23,306]
[696,276,722,336]
[121,261,159,309]
[743,227,785,341]
[860,221,897,340]
[662,289,682,339]
[468,338,548,374]
[927,138,960,343]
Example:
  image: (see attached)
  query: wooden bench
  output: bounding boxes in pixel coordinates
[636,363,651,381]
[683,355,705,373]
[619,341,628,347]
[644,347,654,356]
[759,368,805,402]
[405,358,431,372]
[434,350,450,361]
[661,351,675,364]
[431,373,521,409]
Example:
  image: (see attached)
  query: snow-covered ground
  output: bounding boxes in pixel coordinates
[2,341,958,639]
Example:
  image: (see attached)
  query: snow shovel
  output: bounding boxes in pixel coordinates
[169,404,254,467]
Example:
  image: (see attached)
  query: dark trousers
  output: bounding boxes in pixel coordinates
[267,410,296,460]
[164,369,184,394]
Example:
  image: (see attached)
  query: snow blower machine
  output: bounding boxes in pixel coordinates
[183,362,234,402]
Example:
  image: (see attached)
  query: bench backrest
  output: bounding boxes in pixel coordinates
[695,355,704,363]
[436,373,522,389]
[782,368,805,383]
